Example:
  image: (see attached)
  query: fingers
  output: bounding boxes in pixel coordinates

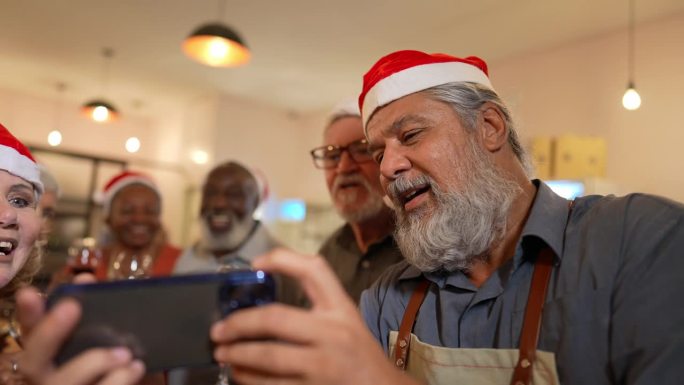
[15,287,46,338]
[45,348,141,385]
[253,248,355,312]
[97,360,146,385]
[18,299,81,382]
[73,273,97,284]
[216,340,313,378]
[212,303,328,345]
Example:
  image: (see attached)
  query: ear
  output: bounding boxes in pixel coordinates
[479,103,508,153]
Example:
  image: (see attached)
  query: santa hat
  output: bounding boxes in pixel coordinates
[327,97,361,125]
[101,171,159,216]
[358,50,494,129]
[0,123,43,194]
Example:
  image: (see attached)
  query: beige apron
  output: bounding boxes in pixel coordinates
[391,246,561,385]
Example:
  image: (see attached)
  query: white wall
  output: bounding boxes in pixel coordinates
[3,11,683,251]
[0,88,192,245]
[492,12,684,202]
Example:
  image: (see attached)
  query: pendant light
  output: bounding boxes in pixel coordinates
[82,48,120,123]
[622,0,641,110]
[48,82,66,147]
[182,0,250,67]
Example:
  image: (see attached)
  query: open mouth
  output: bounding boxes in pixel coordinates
[0,240,17,256]
[339,181,361,189]
[397,183,431,209]
[206,213,233,232]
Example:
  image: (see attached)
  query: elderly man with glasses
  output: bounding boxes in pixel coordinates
[309,98,403,304]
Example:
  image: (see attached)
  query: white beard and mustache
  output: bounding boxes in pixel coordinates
[388,137,521,272]
[199,211,255,252]
[332,173,386,223]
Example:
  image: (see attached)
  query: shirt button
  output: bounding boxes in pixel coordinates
[361,260,371,269]
[395,358,404,367]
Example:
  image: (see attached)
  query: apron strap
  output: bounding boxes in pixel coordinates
[511,200,573,385]
[394,279,431,369]
[510,246,555,385]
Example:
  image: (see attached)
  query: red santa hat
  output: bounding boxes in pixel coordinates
[358,50,494,129]
[0,123,43,194]
[101,170,159,216]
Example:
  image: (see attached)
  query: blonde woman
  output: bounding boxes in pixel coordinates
[0,123,44,384]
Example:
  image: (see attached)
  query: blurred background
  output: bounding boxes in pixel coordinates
[1,0,683,257]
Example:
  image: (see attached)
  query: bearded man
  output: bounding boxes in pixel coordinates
[173,161,280,274]
[309,99,403,303]
[206,50,684,385]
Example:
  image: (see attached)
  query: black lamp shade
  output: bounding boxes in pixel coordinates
[183,23,251,67]
[81,99,119,123]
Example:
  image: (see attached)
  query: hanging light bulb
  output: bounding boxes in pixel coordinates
[622,0,641,111]
[183,0,250,67]
[622,82,641,110]
[47,130,62,146]
[81,48,120,122]
[49,82,66,146]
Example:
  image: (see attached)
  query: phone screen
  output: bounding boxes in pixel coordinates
[47,270,275,372]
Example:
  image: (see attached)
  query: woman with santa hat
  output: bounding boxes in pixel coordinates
[0,123,45,384]
[92,170,181,281]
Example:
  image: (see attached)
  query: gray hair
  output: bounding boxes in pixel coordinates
[38,164,61,196]
[424,83,533,177]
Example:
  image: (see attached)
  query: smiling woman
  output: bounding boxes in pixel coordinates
[0,124,42,298]
[0,123,43,385]
[94,171,181,280]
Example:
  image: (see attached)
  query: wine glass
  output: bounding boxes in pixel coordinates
[111,251,153,280]
[66,237,102,275]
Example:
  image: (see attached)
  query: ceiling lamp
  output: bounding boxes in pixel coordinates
[48,82,66,147]
[182,0,250,67]
[622,0,641,111]
[82,48,120,122]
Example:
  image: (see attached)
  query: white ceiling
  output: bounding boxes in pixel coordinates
[2,0,683,119]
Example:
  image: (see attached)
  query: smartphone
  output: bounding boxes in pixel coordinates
[46,270,276,372]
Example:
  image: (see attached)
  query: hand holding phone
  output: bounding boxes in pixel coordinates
[46,270,275,372]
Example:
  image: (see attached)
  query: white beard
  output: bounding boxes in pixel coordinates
[332,173,386,223]
[199,212,255,252]
[389,138,520,272]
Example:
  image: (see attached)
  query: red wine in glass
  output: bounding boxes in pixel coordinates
[67,237,102,276]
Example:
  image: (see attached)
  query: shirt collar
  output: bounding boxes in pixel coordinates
[397,179,570,282]
[520,179,571,261]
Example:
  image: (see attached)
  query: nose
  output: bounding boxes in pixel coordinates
[130,209,151,223]
[0,201,18,229]
[336,150,360,174]
[379,146,411,181]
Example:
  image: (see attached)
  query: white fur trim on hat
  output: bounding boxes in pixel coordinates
[101,174,159,217]
[361,61,494,129]
[0,145,43,194]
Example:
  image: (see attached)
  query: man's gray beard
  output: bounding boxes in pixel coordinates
[199,212,255,253]
[391,138,521,272]
[333,173,386,223]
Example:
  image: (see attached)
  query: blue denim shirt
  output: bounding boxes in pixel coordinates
[360,180,684,385]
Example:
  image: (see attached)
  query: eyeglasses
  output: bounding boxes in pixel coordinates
[310,138,373,169]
